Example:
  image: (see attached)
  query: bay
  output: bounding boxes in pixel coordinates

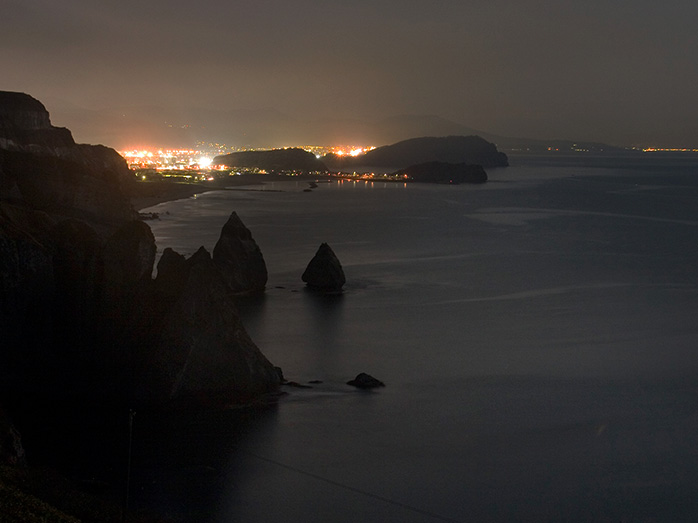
[137,154,698,522]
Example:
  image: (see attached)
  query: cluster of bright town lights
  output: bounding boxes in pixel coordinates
[119,145,376,171]
[120,149,216,170]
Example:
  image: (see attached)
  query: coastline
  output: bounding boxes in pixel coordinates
[130,174,325,210]
[130,175,271,211]
[130,181,214,211]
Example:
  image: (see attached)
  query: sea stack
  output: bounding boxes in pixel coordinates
[302,242,346,292]
[212,211,267,294]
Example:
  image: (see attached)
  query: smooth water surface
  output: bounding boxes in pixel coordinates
[138,155,698,522]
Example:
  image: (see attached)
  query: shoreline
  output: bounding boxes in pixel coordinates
[129,176,271,211]
[131,181,213,210]
[130,174,327,211]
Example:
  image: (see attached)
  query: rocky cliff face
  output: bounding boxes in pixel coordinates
[0,92,279,419]
[0,91,136,227]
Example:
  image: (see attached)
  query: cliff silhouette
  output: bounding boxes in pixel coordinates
[0,92,280,415]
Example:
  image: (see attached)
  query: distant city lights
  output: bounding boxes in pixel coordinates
[119,144,377,171]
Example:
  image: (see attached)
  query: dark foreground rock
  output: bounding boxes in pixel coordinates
[0,90,281,522]
[153,246,279,404]
[212,211,267,294]
[302,242,346,292]
[347,373,386,389]
[0,407,25,466]
[0,91,280,410]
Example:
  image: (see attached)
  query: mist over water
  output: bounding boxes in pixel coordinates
[140,155,698,522]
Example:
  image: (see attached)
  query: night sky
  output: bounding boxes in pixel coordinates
[3,0,698,147]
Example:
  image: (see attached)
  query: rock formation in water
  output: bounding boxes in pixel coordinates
[154,246,279,403]
[0,92,279,415]
[347,373,385,389]
[392,161,488,184]
[302,242,346,292]
[212,211,268,294]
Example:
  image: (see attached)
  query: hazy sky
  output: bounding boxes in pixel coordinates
[3,0,698,146]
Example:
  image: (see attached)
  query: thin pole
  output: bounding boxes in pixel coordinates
[123,409,136,522]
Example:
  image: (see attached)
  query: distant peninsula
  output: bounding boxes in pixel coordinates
[323,135,509,170]
[211,136,508,180]
[213,147,326,173]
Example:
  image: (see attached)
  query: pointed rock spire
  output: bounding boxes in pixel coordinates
[302,243,345,292]
[212,211,267,294]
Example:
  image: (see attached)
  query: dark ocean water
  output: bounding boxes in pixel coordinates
[138,154,698,522]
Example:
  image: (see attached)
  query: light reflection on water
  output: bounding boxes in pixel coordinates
[140,157,698,522]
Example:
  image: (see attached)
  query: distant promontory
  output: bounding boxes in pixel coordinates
[213,147,326,173]
[323,135,509,170]
[211,136,508,180]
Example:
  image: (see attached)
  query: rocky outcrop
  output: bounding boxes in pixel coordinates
[347,373,385,389]
[0,91,73,149]
[212,211,267,294]
[152,247,279,404]
[302,243,346,292]
[0,91,279,412]
[0,92,136,228]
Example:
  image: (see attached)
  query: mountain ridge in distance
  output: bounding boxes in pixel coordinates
[46,100,627,152]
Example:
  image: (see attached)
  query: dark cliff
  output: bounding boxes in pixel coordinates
[0,92,137,227]
[0,92,279,415]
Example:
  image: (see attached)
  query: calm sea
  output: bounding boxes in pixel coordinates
[136,154,698,522]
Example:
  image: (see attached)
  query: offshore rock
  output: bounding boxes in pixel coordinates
[212,211,267,294]
[347,373,385,389]
[302,242,346,292]
[151,247,280,404]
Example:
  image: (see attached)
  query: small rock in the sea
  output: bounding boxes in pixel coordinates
[347,373,385,389]
[308,380,323,384]
[302,243,346,292]
[284,381,313,389]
